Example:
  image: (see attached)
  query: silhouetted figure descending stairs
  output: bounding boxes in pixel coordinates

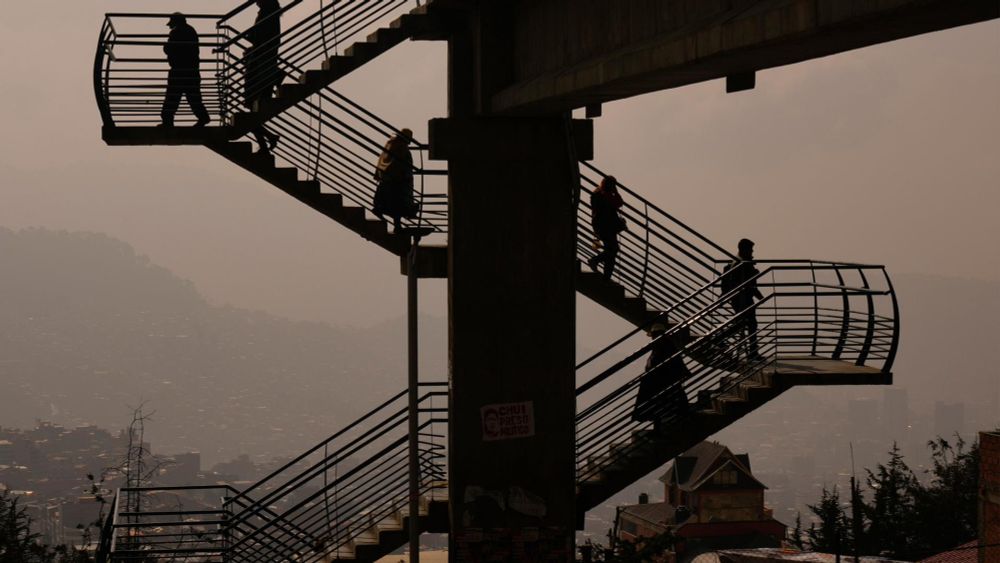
[209,141,414,257]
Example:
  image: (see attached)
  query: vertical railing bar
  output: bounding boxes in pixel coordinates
[856,268,875,366]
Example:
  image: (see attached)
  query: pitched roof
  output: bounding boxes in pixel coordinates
[659,441,728,487]
[918,541,979,563]
[658,441,763,491]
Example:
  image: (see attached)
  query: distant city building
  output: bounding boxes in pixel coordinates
[708,548,908,562]
[934,401,965,439]
[848,399,880,439]
[614,442,786,562]
[882,388,909,438]
[981,431,999,563]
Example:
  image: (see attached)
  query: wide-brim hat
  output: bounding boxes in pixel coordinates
[167,12,186,27]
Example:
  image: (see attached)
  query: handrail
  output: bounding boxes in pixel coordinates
[105,254,897,561]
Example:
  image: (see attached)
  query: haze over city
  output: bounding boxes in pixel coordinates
[0,2,997,560]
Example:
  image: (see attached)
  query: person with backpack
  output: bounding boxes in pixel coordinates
[721,238,765,360]
[587,176,627,280]
[244,0,283,154]
[632,322,692,431]
[372,128,416,230]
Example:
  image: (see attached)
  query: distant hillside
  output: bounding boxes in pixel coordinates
[1,228,996,466]
[0,228,445,464]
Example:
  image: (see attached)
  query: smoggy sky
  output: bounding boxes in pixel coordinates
[0,2,997,333]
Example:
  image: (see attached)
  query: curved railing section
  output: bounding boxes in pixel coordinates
[94,13,229,127]
[100,261,896,560]
[574,260,898,484]
[94,13,447,241]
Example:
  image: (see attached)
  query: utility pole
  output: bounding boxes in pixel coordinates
[405,227,429,563]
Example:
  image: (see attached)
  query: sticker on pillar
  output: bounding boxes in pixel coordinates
[481,401,535,441]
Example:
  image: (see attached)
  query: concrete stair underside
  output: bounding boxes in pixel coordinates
[287,359,888,562]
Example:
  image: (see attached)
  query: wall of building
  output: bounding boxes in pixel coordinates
[696,490,764,522]
[981,431,1000,563]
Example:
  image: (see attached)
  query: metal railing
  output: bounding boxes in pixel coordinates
[94,14,229,126]
[102,485,236,562]
[574,260,898,484]
[99,259,897,560]
[95,12,447,242]
[215,0,421,111]
[94,0,422,128]
[578,161,737,324]
[242,86,448,239]
[101,384,447,563]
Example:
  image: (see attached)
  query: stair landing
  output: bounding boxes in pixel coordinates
[102,125,236,146]
[769,356,892,385]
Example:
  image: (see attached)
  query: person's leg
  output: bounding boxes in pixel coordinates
[747,311,761,358]
[161,76,182,126]
[184,78,210,126]
[252,128,270,154]
[603,236,619,279]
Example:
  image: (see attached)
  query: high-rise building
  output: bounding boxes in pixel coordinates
[933,401,965,440]
[882,387,909,440]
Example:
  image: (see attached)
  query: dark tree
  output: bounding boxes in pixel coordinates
[806,486,850,551]
[908,436,980,558]
[0,489,94,562]
[863,443,918,556]
[789,513,806,550]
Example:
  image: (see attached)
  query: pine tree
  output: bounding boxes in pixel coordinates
[790,513,806,550]
[908,436,980,558]
[806,486,850,551]
[863,443,917,557]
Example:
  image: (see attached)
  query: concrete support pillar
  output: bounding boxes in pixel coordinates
[430,116,592,562]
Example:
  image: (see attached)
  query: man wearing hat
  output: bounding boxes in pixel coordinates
[161,13,210,127]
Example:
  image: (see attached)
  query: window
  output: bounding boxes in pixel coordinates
[712,469,738,485]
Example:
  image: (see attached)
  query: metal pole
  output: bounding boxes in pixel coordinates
[408,237,420,563]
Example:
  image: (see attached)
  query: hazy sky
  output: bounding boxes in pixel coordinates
[0,2,997,338]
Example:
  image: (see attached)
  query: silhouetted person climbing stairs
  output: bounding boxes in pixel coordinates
[245,0,283,154]
[588,175,626,279]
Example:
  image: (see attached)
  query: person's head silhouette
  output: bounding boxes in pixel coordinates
[599,175,618,193]
[167,13,187,29]
[738,238,755,261]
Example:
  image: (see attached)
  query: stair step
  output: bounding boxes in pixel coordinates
[344,41,379,59]
[299,68,330,86]
[298,179,320,192]
[322,55,357,73]
[226,141,254,158]
[247,152,275,169]
[364,219,388,235]
[271,167,298,183]
[367,26,409,45]
[316,193,344,209]
[276,83,307,100]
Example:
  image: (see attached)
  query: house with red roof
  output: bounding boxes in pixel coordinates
[615,441,787,561]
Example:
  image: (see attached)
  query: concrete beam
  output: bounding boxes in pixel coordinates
[492,0,999,114]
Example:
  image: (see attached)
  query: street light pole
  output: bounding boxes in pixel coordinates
[407,233,421,563]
